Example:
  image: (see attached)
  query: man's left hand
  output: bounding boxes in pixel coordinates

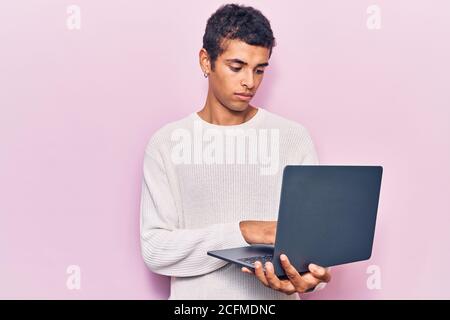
[241,254,331,295]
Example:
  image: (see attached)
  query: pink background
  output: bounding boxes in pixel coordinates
[1,0,449,299]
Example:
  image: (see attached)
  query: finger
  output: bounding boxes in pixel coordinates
[264,262,282,291]
[301,272,322,288]
[265,261,297,295]
[254,261,269,287]
[241,267,253,274]
[308,264,332,283]
[308,264,331,282]
[279,254,309,292]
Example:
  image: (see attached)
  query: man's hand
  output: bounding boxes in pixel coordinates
[241,254,331,295]
[239,220,277,244]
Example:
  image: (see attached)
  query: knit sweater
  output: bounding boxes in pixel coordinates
[140,107,322,300]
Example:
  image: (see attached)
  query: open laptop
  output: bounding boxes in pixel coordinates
[207,165,383,278]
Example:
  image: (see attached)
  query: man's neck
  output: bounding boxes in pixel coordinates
[197,103,258,126]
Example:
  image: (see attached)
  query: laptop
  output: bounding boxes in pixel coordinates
[207,165,383,278]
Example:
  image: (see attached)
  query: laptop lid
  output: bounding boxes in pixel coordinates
[272,165,383,275]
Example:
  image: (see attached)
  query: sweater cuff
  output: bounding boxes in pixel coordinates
[219,222,249,249]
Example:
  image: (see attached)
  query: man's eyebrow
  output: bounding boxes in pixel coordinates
[225,58,269,67]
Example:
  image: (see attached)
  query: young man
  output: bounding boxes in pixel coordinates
[140,4,331,300]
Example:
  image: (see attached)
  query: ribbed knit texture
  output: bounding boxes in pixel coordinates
[140,107,320,299]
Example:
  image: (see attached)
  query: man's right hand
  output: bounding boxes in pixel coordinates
[239,220,277,245]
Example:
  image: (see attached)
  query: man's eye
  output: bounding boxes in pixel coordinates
[229,66,264,74]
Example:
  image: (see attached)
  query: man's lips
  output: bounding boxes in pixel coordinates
[234,93,253,101]
[235,93,254,97]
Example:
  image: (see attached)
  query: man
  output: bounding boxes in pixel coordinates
[140,3,331,300]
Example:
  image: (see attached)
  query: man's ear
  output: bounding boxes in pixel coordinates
[199,48,211,74]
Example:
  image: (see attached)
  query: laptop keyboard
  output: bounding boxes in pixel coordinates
[238,255,273,268]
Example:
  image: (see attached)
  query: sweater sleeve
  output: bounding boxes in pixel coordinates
[139,146,249,277]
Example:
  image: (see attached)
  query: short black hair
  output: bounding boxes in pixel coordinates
[202,3,276,70]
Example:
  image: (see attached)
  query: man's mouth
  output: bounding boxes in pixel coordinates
[234,93,253,101]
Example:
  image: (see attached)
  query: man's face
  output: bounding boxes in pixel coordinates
[207,39,270,112]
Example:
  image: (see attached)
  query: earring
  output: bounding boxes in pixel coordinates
[204,72,208,78]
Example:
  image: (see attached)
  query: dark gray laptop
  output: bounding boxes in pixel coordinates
[207,165,383,278]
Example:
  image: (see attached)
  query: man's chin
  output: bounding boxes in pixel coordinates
[227,103,253,113]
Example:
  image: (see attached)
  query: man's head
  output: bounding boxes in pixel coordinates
[200,4,276,112]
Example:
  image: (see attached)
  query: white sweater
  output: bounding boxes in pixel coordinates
[140,107,321,300]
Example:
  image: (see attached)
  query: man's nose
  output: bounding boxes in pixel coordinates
[240,70,255,89]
